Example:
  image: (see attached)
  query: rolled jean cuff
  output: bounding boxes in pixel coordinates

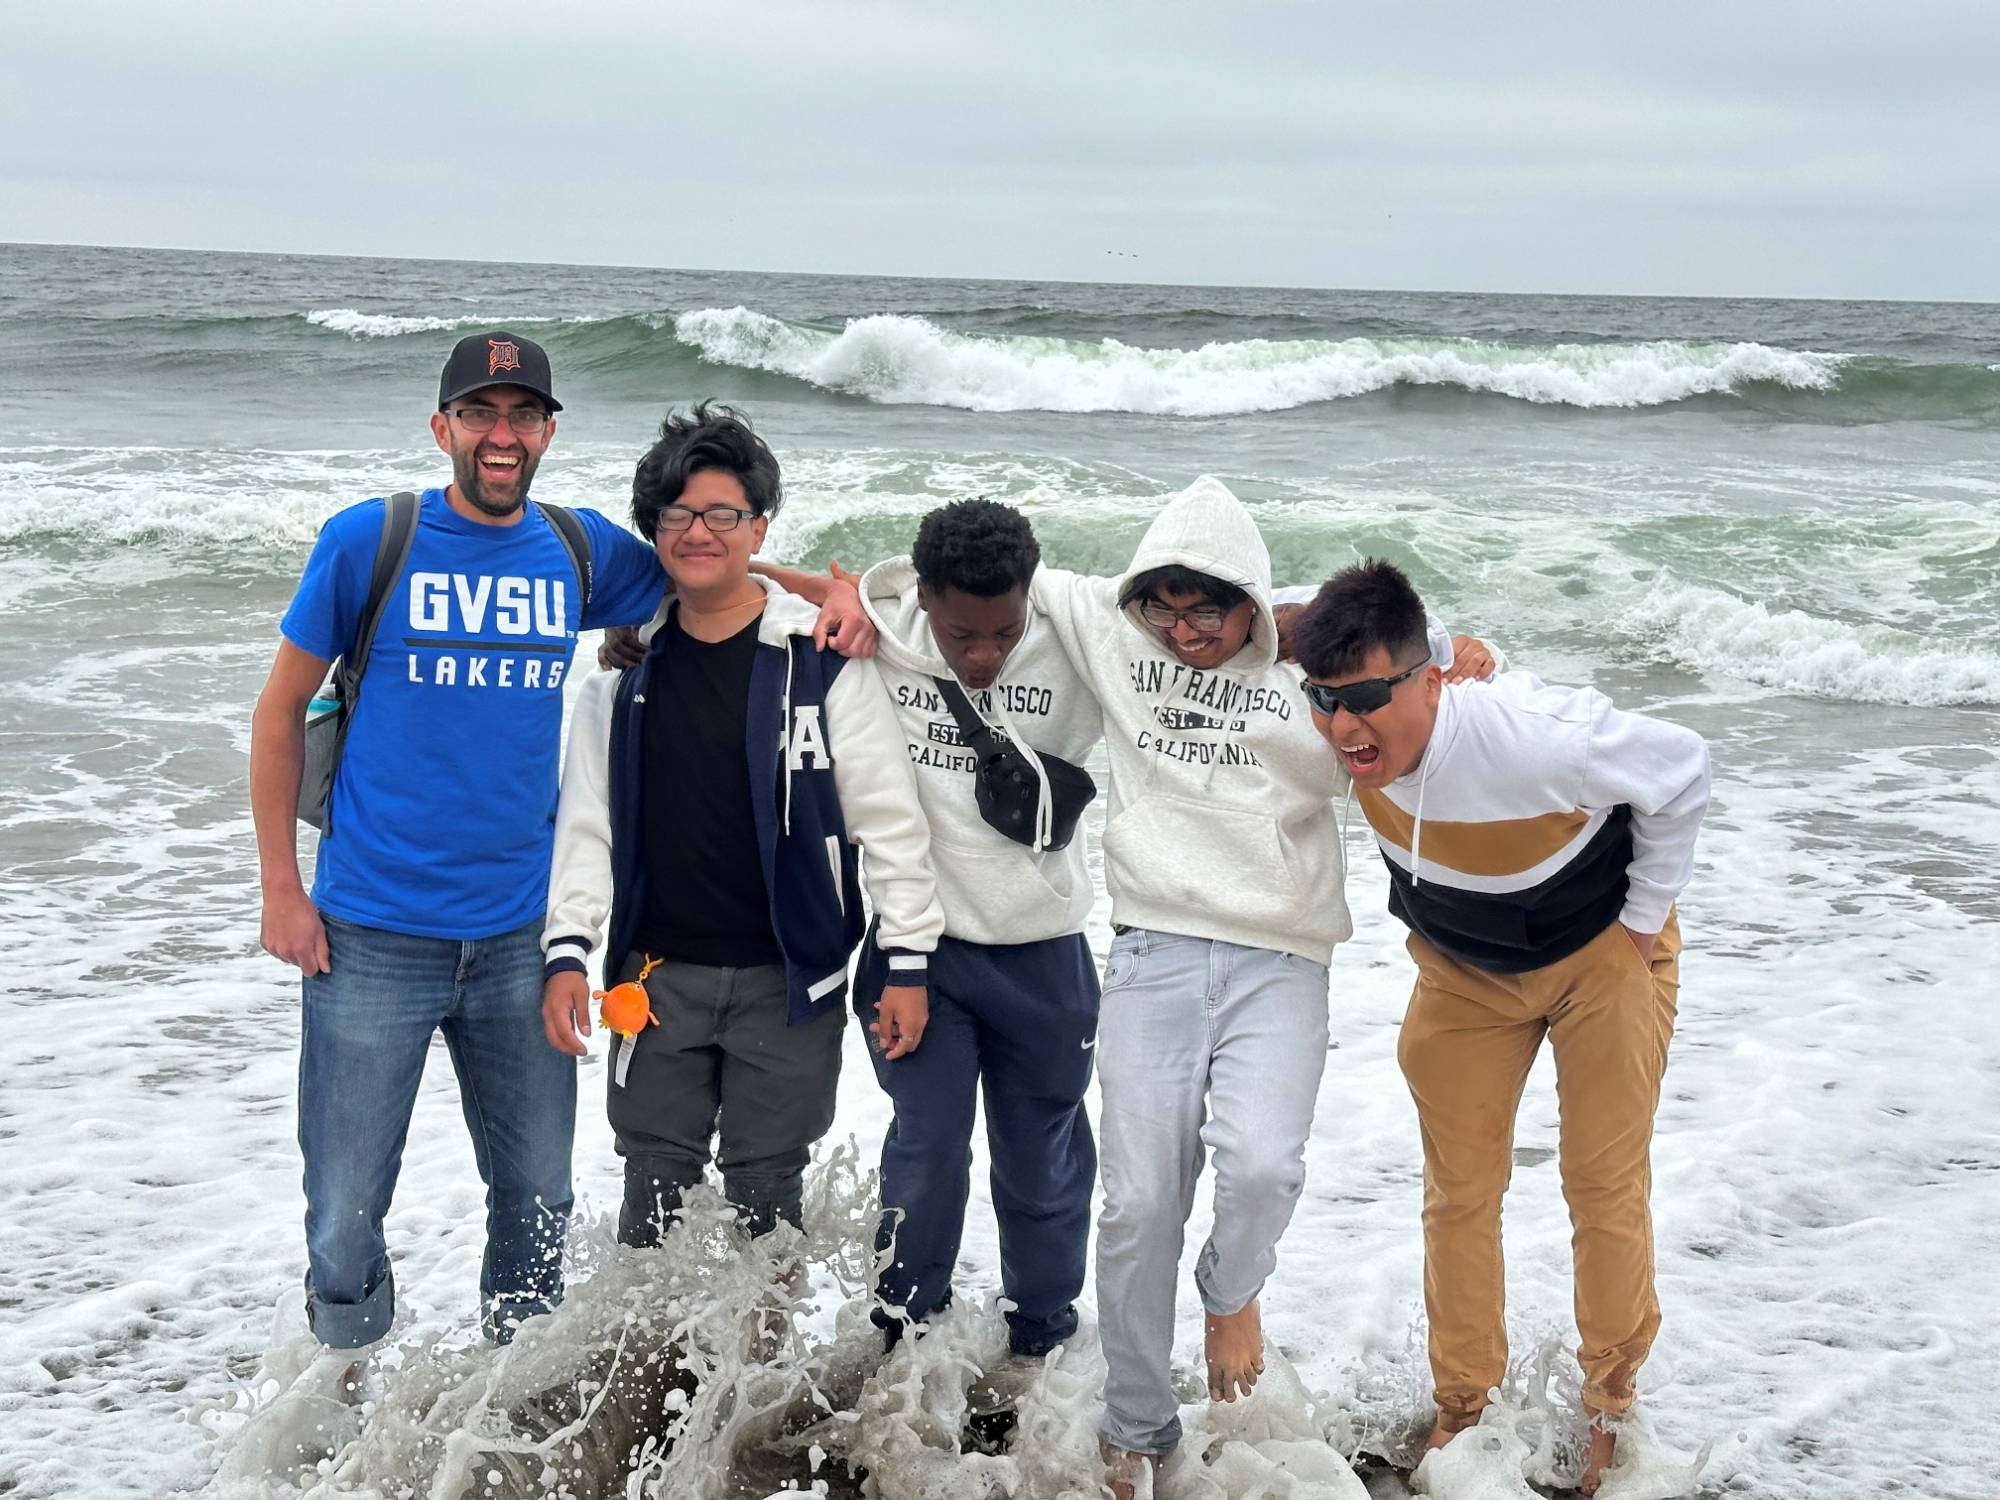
[484,1291,560,1345]
[1194,1267,1262,1319]
[1098,1410,1182,1459]
[306,1266,394,1350]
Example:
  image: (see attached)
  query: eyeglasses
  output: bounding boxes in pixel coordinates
[1300,655,1431,716]
[659,503,758,533]
[447,404,550,434]
[1139,599,1230,633]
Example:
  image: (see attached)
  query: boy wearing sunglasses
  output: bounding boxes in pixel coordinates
[1292,560,1709,1497]
[1025,477,1499,1495]
[540,404,942,1247]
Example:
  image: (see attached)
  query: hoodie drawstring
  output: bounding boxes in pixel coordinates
[780,643,796,836]
[1409,749,1429,890]
[1334,777,1357,902]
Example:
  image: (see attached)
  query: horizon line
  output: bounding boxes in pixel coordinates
[5,237,1994,311]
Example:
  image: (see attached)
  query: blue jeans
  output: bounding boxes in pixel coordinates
[299,913,575,1348]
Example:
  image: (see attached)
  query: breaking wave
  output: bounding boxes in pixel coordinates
[226,305,2000,421]
[1623,579,2000,707]
[670,306,1850,414]
[302,308,512,338]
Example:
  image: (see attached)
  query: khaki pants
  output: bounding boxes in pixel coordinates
[1398,911,1681,1431]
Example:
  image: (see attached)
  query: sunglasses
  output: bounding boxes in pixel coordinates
[1300,655,1430,716]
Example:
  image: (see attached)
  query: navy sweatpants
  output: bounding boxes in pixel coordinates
[854,927,1099,1356]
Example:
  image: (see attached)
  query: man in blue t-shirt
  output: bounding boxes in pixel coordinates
[249,332,691,1350]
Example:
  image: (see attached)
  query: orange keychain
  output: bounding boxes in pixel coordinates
[596,956,662,1039]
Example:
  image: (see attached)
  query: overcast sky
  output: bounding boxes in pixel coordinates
[4,1,1995,300]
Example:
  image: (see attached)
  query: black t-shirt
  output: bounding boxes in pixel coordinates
[636,608,782,968]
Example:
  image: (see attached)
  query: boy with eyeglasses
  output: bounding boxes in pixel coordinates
[540,404,942,1248]
[1292,560,1709,1496]
[249,331,682,1354]
[1024,477,1500,1495]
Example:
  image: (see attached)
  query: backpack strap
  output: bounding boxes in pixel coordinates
[535,501,595,616]
[316,491,417,839]
[342,491,420,692]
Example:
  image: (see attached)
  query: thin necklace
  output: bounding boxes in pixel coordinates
[685,595,764,618]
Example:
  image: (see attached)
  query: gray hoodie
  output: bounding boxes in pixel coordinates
[858,557,1107,945]
[1030,475,1461,965]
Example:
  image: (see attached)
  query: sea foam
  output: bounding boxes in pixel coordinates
[672,307,1847,415]
[303,309,501,338]
[1621,578,2000,707]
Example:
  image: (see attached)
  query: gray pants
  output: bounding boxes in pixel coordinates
[1094,927,1331,1456]
[606,956,842,1241]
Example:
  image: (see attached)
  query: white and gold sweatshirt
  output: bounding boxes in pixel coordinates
[1356,671,1711,973]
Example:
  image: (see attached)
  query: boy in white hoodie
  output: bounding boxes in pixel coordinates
[758,500,1107,1362]
[1294,560,1708,1496]
[1027,476,1497,1488]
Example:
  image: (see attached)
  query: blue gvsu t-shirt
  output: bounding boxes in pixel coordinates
[281,488,664,940]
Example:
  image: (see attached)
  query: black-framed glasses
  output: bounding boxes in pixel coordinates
[447,404,550,434]
[1301,655,1431,716]
[659,503,758,533]
[1139,599,1229,633]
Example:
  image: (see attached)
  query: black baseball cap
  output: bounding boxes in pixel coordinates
[438,330,563,413]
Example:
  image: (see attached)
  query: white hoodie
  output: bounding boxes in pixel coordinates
[1030,475,1474,966]
[859,557,1105,945]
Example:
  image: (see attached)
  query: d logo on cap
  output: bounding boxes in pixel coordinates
[487,339,522,376]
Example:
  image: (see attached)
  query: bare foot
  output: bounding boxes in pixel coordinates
[1578,1405,1617,1496]
[1204,1299,1264,1402]
[1100,1440,1153,1500]
[1425,1418,1461,1453]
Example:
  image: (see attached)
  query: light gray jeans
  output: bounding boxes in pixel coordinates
[1094,926,1331,1457]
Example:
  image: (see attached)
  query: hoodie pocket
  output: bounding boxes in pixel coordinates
[1101,792,1307,927]
[930,834,1080,939]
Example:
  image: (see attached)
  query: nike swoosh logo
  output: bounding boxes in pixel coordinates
[1080,1037,1097,1050]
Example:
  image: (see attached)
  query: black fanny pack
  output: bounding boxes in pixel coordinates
[934,676,1097,852]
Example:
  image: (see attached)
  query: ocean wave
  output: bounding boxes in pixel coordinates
[1625,579,1999,707]
[21,303,1994,423]
[0,444,1134,558]
[302,309,556,338]
[670,306,1849,415]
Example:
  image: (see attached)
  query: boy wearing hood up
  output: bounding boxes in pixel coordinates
[1293,561,1707,1496]
[539,405,943,1245]
[1027,476,1498,1489]
[755,499,1106,1364]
